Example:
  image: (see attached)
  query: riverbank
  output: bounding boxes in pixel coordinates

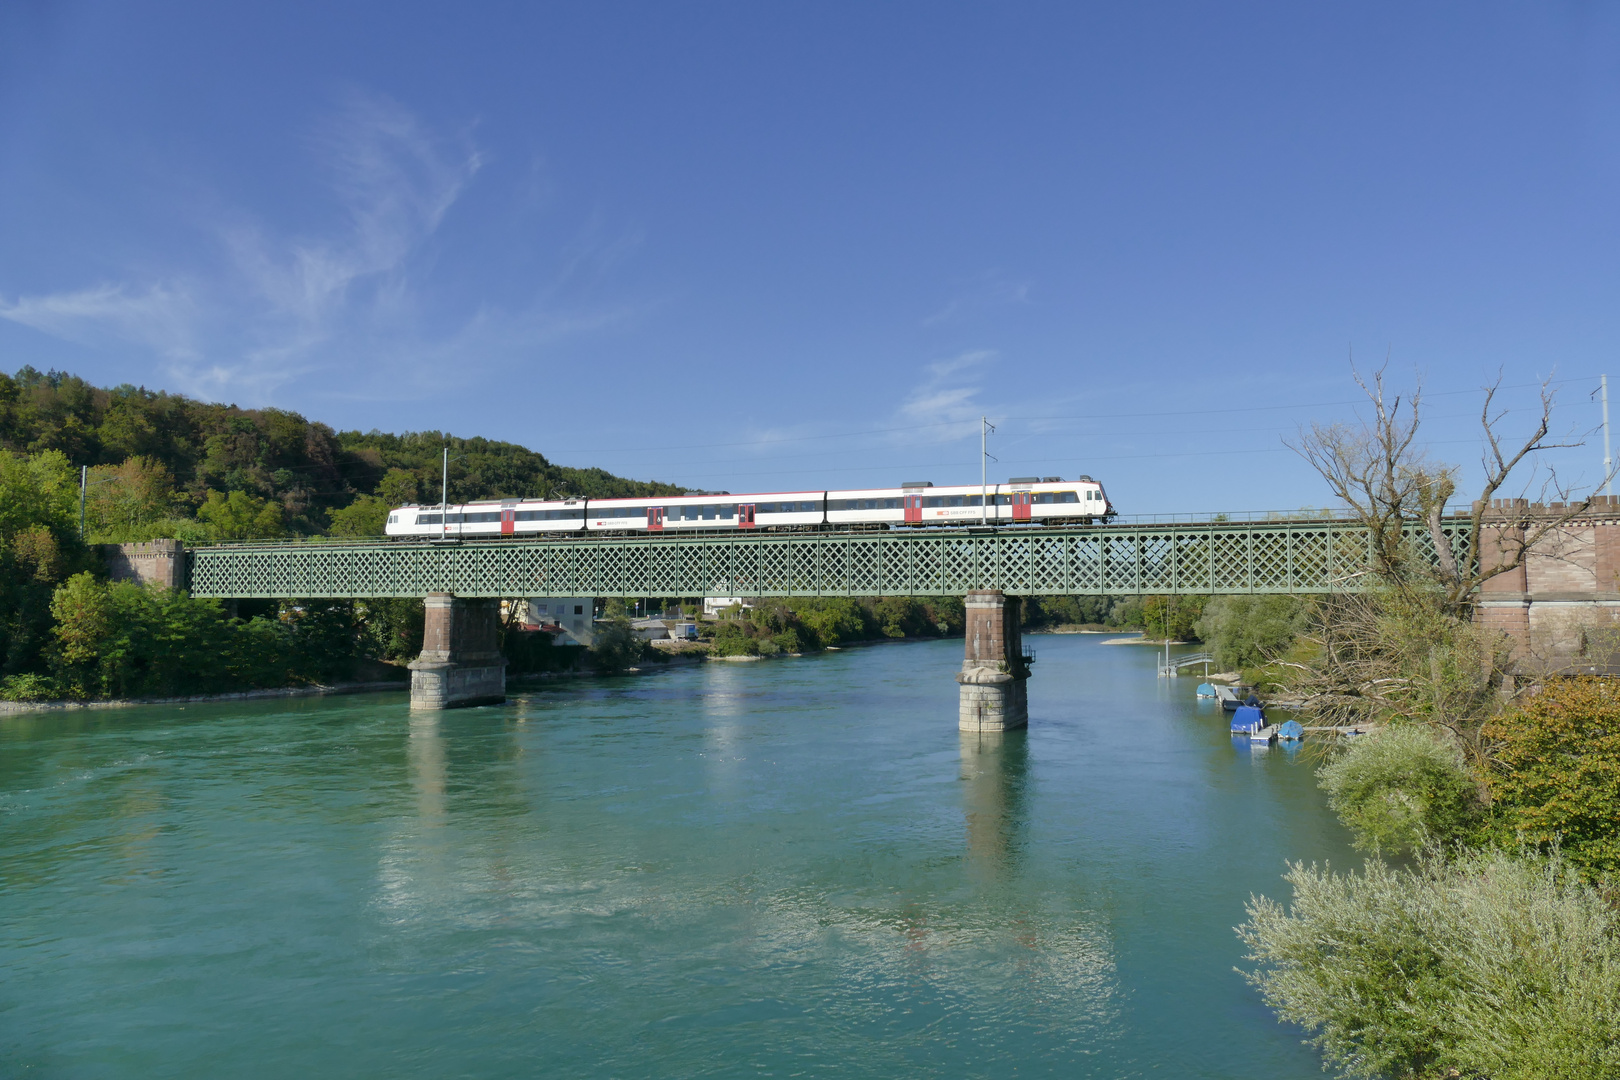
[0,679,411,715]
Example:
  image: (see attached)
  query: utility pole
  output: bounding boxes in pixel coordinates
[1605,375,1613,498]
[441,445,450,538]
[981,416,996,526]
[79,465,88,541]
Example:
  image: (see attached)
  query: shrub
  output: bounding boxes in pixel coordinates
[0,673,61,701]
[587,618,644,674]
[1238,850,1620,1080]
[711,634,760,657]
[1316,725,1484,856]
[1483,676,1620,878]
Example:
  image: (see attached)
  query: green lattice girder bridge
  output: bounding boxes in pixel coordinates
[185,518,1473,599]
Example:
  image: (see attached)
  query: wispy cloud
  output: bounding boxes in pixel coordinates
[0,89,637,406]
[0,282,199,359]
[897,349,998,431]
[922,271,1033,327]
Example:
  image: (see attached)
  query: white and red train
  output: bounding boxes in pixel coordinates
[384,476,1112,539]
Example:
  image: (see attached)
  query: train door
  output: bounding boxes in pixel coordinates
[904,495,923,524]
[1011,491,1033,522]
[737,504,756,529]
[501,508,515,535]
[648,507,665,531]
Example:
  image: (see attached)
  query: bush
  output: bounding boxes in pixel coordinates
[1238,849,1620,1080]
[1195,594,1306,669]
[46,573,369,698]
[1317,725,1484,856]
[0,673,61,701]
[1484,676,1620,878]
[587,618,644,673]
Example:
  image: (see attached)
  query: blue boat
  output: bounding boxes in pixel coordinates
[1196,682,1216,698]
[1230,705,1266,734]
[1277,720,1304,741]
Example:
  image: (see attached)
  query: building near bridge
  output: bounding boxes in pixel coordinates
[519,597,597,645]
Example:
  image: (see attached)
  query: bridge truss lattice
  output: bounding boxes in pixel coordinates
[185,519,1473,599]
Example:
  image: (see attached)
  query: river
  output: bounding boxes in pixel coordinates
[1,633,1352,1078]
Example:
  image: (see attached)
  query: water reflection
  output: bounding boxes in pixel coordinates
[408,715,447,828]
[959,729,1029,882]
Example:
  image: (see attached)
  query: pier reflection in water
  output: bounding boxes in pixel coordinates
[0,635,1351,1079]
[960,729,1029,881]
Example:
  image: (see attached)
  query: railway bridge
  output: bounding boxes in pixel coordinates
[117,509,1617,725]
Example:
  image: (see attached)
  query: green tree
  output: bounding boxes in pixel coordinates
[0,450,91,675]
[1483,676,1620,878]
[1316,724,1485,856]
[1140,595,1206,640]
[375,468,419,506]
[328,495,390,537]
[1195,595,1307,669]
[589,617,645,673]
[197,489,285,540]
[82,455,182,541]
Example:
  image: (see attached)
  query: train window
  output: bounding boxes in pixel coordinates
[702,505,716,520]
[946,496,962,507]
[720,505,734,519]
[1062,491,1080,503]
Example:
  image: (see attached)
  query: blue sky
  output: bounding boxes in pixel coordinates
[3,2,1619,514]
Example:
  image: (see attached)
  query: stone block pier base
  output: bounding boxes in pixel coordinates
[957,590,1030,732]
[409,593,507,709]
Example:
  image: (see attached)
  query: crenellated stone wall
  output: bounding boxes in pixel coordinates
[1475,497,1620,661]
[100,540,185,590]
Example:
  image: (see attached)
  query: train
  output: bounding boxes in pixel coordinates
[384,476,1113,539]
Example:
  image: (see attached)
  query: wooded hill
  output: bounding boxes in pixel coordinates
[0,367,681,541]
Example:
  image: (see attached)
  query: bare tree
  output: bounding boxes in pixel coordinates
[1290,365,1598,613]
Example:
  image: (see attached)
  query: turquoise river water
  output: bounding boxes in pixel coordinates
[2,634,1354,1078]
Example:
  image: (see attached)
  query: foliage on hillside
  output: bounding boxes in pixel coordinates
[0,450,96,679]
[0,366,680,540]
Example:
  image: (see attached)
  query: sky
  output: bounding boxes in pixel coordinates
[3,2,1620,515]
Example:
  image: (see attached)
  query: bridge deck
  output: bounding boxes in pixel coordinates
[184,519,1470,599]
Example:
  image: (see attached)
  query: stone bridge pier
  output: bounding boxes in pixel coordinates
[956,590,1031,732]
[409,593,507,709]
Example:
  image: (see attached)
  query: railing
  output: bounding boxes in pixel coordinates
[1158,651,1215,678]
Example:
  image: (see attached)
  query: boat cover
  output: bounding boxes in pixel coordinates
[1277,720,1304,740]
[1195,683,1215,698]
[1230,705,1265,733]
